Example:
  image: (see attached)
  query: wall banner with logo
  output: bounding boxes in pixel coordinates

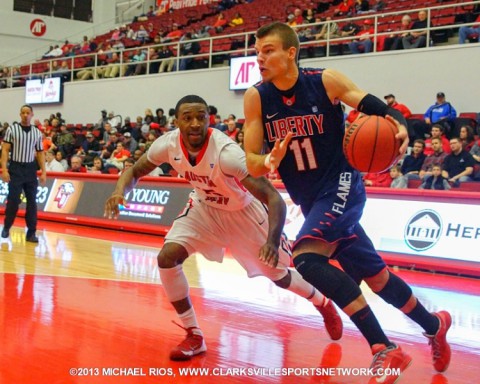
[1,174,478,274]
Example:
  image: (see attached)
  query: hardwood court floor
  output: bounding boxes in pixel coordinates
[0,220,479,384]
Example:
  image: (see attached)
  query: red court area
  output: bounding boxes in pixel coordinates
[0,221,479,384]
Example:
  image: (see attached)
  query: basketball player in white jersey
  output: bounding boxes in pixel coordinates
[104,95,342,361]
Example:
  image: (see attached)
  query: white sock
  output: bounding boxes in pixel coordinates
[288,269,327,307]
[179,308,202,335]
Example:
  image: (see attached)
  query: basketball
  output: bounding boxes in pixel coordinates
[343,115,401,173]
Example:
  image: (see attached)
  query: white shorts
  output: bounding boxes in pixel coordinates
[165,197,292,280]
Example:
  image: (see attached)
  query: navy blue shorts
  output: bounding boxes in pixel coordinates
[293,169,386,283]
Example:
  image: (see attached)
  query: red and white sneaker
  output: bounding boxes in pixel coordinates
[369,343,412,384]
[170,326,207,361]
[315,299,343,340]
[424,311,452,372]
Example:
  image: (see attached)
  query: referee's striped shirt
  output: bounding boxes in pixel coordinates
[3,122,44,163]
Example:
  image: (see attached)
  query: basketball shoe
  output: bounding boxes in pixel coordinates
[369,343,412,384]
[315,299,343,340]
[170,326,206,361]
[424,311,452,372]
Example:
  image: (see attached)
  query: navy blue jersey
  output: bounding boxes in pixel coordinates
[256,68,355,210]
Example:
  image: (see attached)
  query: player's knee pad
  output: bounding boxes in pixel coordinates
[158,264,189,302]
[272,269,291,289]
[376,272,412,309]
[293,253,361,309]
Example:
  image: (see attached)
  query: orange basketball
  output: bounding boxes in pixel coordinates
[343,115,401,173]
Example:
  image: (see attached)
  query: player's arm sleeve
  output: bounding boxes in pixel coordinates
[146,136,170,166]
[218,144,249,180]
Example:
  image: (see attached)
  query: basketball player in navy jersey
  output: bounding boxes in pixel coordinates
[243,22,451,383]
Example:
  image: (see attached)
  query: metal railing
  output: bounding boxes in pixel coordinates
[1,0,478,89]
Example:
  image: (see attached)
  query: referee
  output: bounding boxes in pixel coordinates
[1,104,46,243]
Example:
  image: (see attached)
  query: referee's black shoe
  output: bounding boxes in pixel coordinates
[1,228,9,239]
[26,234,39,243]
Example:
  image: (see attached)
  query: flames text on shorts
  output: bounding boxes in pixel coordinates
[332,172,351,215]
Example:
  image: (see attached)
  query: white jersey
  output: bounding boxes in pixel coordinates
[147,128,254,211]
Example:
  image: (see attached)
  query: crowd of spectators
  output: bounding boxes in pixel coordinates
[1,0,479,87]
[0,104,247,179]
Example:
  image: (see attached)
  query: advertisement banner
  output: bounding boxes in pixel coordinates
[281,193,480,263]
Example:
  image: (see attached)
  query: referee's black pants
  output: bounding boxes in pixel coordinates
[3,162,38,236]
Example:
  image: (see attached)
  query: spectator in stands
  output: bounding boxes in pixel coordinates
[419,137,448,180]
[389,165,408,189]
[419,164,451,190]
[470,140,480,163]
[133,25,148,44]
[167,108,176,130]
[229,12,244,28]
[211,12,228,33]
[304,8,316,24]
[402,10,431,49]
[68,155,87,173]
[458,15,480,44]
[354,0,370,15]
[147,23,157,41]
[43,45,63,59]
[53,60,70,82]
[133,149,143,162]
[293,8,304,25]
[154,108,167,128]
[45,150,65,172]
[286,14,297,28]
[178,33,200,71]
[315,17,340,40]
[345,109,362,127]
[123,132,138,154]
[108,111,121,129]
[105,141,131,171]
[340,20,361,38]
[225,119,239,140]
[363,169,393,187]
[55,151,68,171]
[61,40,75,56]
[101,129,120,159]
[442,137,475,186]
[141,115,153,140]
[383,15,412,51]
[372,0,386,12]
[110,27,122,42]
[424,124,451,156]
[158,45,175,73]
[80,132,101,165]
[102,52,121,78]
[121,158,136,174]
[384,94,412,118]
[348,19,375,54]
[163,24,183,43]
[131,116,143,141]
[124,49,147,76]
[424,92,457,138]
[101,122,115,145]
[235,129,245,150]
[87,156,109,174]
[213,114,227,132]
[334,0,354,17]
[54,124,75,159]
[459,125,476,152]
[401,139,426,179]
[120,117,132,135]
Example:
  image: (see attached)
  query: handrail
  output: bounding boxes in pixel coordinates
[1,0,479,89]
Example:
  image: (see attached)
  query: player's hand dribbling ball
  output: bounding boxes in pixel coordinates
[343,115,401,173]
